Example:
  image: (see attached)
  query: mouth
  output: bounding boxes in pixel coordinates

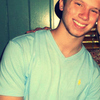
[73,20,87,27]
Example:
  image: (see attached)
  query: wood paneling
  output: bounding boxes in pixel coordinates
[30,0,50,29]
[7,0,29,39]
[0,0,8,59]
[83,25,100,51]
[0,0,53,59]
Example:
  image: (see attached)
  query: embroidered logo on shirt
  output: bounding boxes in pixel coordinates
[78,79,81,85]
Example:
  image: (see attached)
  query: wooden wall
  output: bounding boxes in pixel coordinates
[0,0,55,59]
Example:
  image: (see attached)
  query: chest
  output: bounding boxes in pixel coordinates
[25,56,91,100]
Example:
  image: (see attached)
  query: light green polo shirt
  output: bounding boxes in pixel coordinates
[0,30,100,100]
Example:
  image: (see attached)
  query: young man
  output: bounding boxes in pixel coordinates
[0,0,100,100]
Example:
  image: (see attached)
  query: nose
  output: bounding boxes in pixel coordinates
[78,9,89,21]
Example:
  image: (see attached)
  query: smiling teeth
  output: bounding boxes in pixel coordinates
[73,20,86,27]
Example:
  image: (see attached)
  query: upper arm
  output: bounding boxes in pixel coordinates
[0,41,26,97]
[0,96,23,100]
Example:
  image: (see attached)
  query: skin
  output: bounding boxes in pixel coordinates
[0,0,100,99]
[51,0,100,57]
[97,15,100,34]
[64,0,100,35]
[62,0,99,37]
[0,96,23,100]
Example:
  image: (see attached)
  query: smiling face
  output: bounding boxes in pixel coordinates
[60,0,100,37]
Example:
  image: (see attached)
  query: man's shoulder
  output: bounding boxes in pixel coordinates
[7,30,50,56]
[11,30,49,43]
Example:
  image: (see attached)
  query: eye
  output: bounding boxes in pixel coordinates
[91,9,98,14]
[75,2,82,6]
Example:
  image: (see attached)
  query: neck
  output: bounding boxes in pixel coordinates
[50,23,84,57]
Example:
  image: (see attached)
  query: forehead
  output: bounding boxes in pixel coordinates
[69,0,100,9]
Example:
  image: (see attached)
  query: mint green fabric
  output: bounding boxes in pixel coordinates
[0,30,100,100]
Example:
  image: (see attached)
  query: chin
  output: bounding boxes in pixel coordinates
[69,30,88,38]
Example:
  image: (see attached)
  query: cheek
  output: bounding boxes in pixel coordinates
[89,13,98,23]
[67,7,78,15]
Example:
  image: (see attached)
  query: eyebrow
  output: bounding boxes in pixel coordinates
[74,0,84,3]
[92,7,100,13]
[94,8,100,12]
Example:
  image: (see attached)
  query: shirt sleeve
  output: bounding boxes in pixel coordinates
[0,40,26,97]
[85,67,100,100]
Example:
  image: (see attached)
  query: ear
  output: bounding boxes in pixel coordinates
[59,0,64,11]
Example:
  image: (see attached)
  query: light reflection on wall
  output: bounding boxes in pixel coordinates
[53,0,60,29]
